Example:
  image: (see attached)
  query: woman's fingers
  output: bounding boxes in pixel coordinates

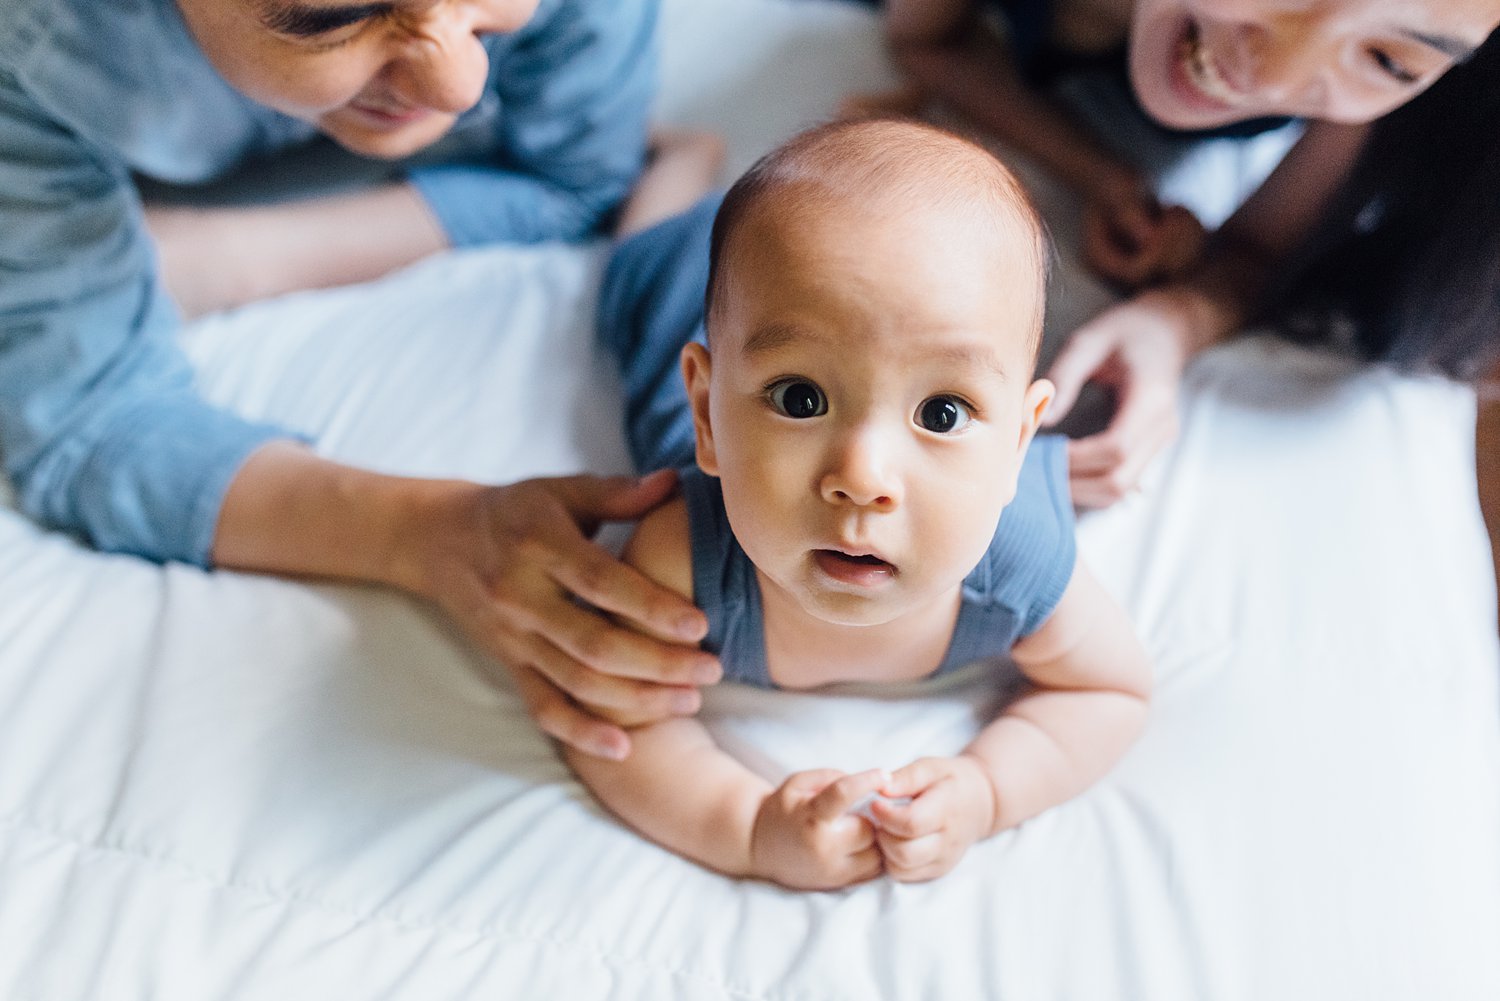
[1065,358,1180,503]
[1044,327,1120,426]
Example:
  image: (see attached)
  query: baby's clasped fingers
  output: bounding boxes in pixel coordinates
[810,769,890,825]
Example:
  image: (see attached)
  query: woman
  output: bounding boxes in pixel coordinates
[860,0,1500,504]
[0,0,718,761]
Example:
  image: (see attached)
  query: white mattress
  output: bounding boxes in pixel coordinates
[2,2,1498,999]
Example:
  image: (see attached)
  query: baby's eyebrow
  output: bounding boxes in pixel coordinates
[929,342,1009,380]
[741,321,807,357]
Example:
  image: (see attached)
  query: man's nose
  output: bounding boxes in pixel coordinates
[389,1,538,113]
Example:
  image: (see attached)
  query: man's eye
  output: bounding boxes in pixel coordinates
[767,379,827,419]
[1370,48,1419,84]
[916,395,972,434]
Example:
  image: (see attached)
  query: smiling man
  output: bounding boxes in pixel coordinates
[0,0,735,763]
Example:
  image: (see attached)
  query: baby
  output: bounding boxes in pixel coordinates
[572,119,1151,890]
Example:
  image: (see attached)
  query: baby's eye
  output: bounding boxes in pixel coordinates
[767,379,827,419]
[1369,48,1419,84]
[916,395,972,434]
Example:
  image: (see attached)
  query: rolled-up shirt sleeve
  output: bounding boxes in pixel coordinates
[408,0,657,247]
[0,70,293,565]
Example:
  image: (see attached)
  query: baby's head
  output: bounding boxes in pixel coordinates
[682,118,1055,628]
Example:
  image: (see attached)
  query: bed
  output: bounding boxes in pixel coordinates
[2,1,1497,998]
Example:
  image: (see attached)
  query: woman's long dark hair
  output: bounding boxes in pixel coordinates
[1270,32,1500,381]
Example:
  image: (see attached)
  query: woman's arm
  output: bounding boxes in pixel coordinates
[883,0,1139,200]
[882,0,1206,286]
[1046,120,1372,506]
[1478,364,1500,630]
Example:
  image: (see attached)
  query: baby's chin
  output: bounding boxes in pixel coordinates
[792,581,920,629]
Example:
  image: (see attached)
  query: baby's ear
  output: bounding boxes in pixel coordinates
[1018,378,1055,456]
[680,342,719,475]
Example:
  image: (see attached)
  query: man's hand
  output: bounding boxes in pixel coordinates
[408,470,723,761]
[749,769,887,890]
[867,755,996,883]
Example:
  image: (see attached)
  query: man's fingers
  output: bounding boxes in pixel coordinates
[528,594,718,687]
[507,664,631,761]
[548,532,709,645]
[518,632,702,718]
[549,469,681,525]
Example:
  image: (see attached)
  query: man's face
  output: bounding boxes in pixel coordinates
[685,194,1054,629]
[1128,0,1500,127]
[176,0,540,158]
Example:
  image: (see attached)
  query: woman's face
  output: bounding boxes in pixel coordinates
[1129,0,1500,128]
[176,0,541,159]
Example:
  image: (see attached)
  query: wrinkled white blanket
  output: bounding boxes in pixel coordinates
[1,2,1496,999]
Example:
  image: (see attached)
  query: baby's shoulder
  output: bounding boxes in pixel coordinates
[621,493,694,601]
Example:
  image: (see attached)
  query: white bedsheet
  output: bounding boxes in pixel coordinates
[2,2,1498,999]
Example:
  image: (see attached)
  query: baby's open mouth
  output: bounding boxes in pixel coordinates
[814,549,897,583]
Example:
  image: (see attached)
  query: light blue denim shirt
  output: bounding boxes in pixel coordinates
[0,0,656,564]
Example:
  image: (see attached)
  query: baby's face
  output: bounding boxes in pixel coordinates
[685,196,1053,629]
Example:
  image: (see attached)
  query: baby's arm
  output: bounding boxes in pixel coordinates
[565,720,885,889]
[871,559,1150,880]
[564,498,885,889]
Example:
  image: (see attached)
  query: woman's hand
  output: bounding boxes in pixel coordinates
[1044,286,1228,507]
[402,469,724,760]
[1082,176,1208,290]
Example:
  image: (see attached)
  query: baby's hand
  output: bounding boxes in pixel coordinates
[750,768,887,890]
[867,755,997,883]
[1083,180,1207,290]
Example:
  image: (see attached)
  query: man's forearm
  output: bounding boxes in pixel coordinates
[149,183,448,318]
[211,441,468,594]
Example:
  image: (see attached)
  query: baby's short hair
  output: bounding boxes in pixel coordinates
[704,118,1051,356]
